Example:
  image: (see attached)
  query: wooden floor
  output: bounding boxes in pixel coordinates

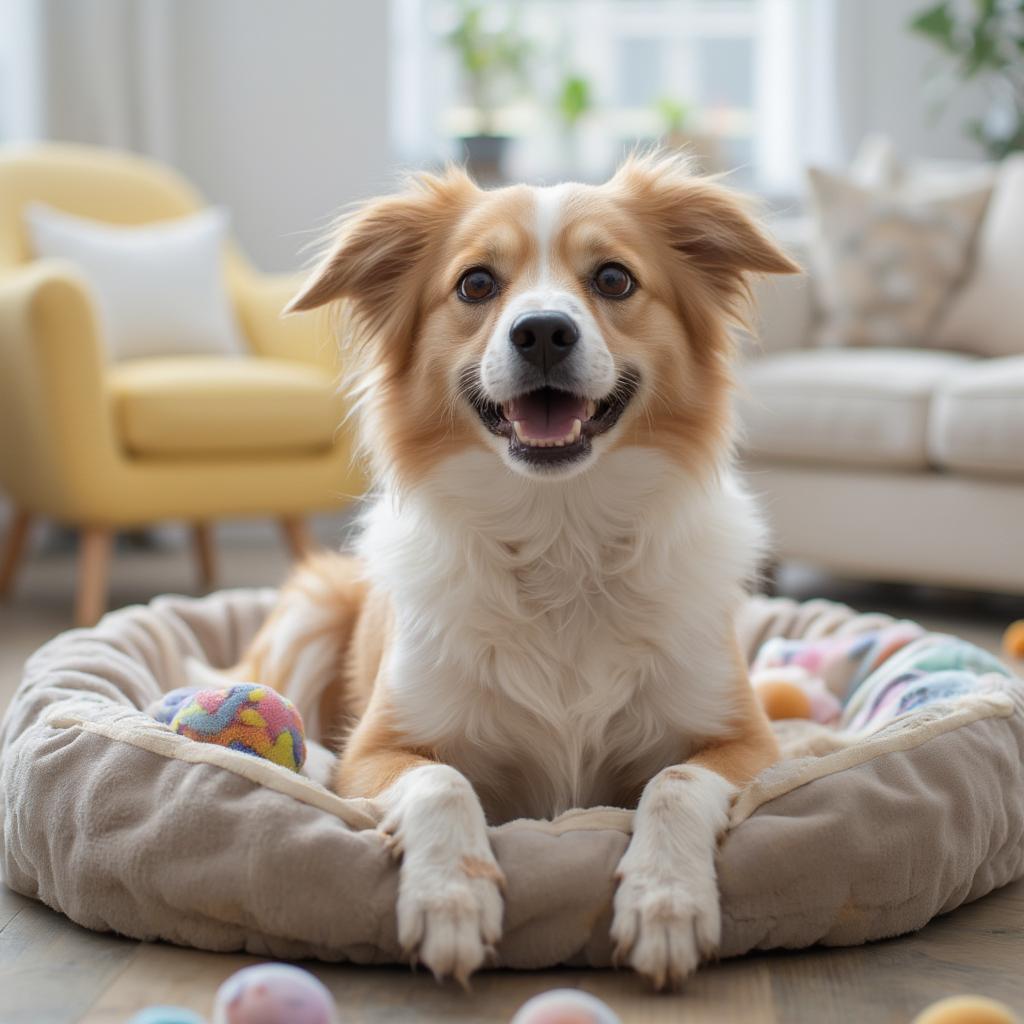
[3,879,1023,1023]
[1,528,1023,1023]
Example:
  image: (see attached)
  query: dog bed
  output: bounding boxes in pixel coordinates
[1,590,1022,967]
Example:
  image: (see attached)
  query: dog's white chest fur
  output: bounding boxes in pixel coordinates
[359,449,764,821]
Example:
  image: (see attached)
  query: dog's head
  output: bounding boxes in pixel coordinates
[289,152,798,486]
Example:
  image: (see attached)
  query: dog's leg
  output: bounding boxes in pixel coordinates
[231,552,367,742]
[339,713,505,986]
[611,675,778,989]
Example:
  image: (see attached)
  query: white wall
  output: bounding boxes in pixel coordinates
[833,0,991,167]
[30,0,394,271]
[168,1,394,270]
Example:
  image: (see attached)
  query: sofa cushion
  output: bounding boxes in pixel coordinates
[805,166,992,350]
[936,155,1024,358]
[929,357,1024,479]
[739,349,974,469]
[109,357,343,458]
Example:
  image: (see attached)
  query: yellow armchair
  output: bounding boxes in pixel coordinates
[0,143,364,625]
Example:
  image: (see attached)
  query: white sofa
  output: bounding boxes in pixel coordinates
[741,234,1024,595]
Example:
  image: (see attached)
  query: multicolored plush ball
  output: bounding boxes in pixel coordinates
[169,683,306,772]
[151,686,203,725]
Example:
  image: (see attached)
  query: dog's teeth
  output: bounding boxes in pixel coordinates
[585,401,596,420]
[513,422,583,449]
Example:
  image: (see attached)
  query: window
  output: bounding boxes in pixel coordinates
[390,0,829,195]
[0,0,41,143]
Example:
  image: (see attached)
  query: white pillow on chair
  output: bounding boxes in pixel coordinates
[25,203,247,362]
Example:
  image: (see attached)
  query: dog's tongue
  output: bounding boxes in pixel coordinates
[506,389,587,441]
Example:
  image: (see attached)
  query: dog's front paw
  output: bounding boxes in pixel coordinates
[396,853,505,985]
[610,865,720,990]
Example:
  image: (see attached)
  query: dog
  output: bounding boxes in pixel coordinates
[234,151,799,988]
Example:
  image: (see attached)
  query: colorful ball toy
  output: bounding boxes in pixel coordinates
[752,666,843,724]
[168,683,306,772]
[912,995,1020,1024]
[510,989,622,1024]
[213,963,336,1024]
[1003,620,1024,661]
[151,686,203,725]
[127,1009,207,1024]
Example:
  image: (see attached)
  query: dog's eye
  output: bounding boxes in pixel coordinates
[593,263,634,299]
[457,268,498,303]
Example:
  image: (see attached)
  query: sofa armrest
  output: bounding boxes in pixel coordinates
[746,217,816,357]
[231,269,340,375]
[0,260,120,515]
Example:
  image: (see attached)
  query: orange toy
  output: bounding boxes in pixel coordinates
[1003,620,1024,661]
[753,678,813,720]
[912,995,1020,1024]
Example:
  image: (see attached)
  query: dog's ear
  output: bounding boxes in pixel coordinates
[286,167,478,340]
[613,151,800,308]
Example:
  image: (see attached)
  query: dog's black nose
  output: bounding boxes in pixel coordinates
[510,311,579,371]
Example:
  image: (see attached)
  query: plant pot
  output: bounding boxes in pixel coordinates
[459,135,510,184]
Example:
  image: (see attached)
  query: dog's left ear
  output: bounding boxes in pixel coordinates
[614,152,800,303]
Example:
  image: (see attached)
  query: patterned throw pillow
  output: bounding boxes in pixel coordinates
[807,167,993,349]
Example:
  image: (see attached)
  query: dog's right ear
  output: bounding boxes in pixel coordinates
[286,167,478,340]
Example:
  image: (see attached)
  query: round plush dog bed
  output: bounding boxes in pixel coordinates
[1,590,1022,966]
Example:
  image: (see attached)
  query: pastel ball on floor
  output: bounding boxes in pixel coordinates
[510,989,621,1024]
[213,964,336,1024]
[912,994,1020,1024]
[169,683,306,772]
[127,1009,206,1024]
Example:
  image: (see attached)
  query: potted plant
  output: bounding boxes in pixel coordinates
[446,2,529,181]
[910,0,1024,158]
[651,96,721,174]
[556,72,593,174]
[656,96,692,142]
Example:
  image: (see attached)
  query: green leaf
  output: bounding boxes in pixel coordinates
[909,3,957,49]
[964,25,1005,74]
[558,75,592,126]
[655,96,690,134]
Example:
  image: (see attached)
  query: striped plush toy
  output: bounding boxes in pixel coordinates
[152,683,307,772]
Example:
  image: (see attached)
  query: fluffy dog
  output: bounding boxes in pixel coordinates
[236,152,799,987]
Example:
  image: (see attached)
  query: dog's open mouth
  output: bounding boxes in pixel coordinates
[468,372,639,466]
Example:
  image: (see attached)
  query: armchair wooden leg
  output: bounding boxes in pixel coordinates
[0,508,32,599]
[192,522,216,591]
[279,516,314,562]
[75,527,113,627]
